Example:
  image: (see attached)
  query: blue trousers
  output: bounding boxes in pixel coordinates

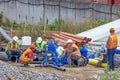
[107,48,116,71]
[6,51,20,61]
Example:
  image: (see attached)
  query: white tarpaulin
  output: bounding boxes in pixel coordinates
[77,19,120,42]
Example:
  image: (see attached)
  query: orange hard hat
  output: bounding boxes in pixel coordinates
[30,43,35,49]
[110,27,115,32]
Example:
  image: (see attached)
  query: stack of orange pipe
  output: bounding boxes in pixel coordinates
[52,32,92,45]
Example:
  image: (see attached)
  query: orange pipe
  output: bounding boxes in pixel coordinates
[58,34,82,43]
[52,36,67,43]
[60,32,85,40]
[52,34,67,41]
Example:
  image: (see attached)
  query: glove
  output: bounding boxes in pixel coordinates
[34,56,37,59]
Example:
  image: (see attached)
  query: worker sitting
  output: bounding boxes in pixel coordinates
[6,36,20,62]
[55,40,65,58]
[35,37,46,53]
[19,43,36,67]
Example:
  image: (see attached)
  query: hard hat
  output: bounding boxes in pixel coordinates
[110,27,115,32]
[13,36,18,42]
[30,43,35,49]
[66,39,73,43]
[37,37,42,43]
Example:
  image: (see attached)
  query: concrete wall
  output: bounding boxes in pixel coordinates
[0,0,119,24]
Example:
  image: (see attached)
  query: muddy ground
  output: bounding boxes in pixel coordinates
[10,62,105,80]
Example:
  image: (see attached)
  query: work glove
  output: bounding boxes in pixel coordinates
[34,56,37,59]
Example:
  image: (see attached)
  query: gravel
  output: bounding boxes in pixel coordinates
[0,60,67,80]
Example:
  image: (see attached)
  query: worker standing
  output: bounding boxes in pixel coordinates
[6,36,20,62]
[106,27,118,71]
[19,43,36,67]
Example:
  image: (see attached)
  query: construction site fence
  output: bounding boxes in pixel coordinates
[0,0,120,24]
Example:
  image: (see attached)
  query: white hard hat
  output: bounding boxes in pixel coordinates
[66,39,73,43]
[13,36,18,42]
[37,37,42,43]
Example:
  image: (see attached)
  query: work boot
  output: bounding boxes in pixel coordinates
[24,63,29,67]
[7,60,12,63]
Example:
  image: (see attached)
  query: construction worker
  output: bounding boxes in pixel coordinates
[65,39,81,66]
[66,39,81,57]
[46,39,60,67]
[106,27,118,71]
[55,40,65,58]
[35,37,46,52]
[19,43,36,66]
[6,36,20,62]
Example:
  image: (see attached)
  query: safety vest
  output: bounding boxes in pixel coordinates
[107,34,118,50]
[71,44,81,57]
[5,41,19,52]
[36,41,45,50]
[20,48,34,63]
[9,41,19,49]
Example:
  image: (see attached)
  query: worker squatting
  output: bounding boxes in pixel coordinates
[5,27,120,71]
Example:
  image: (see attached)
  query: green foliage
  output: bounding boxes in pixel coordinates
[93,19,107,27]
[46,19,107,34]
[115,12,120,18]
[0,13,3,25]
[46,18,64,30]
[0,14,108,40]
[100,67,120,80]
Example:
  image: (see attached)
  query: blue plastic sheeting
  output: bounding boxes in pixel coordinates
[80,45,88,64]
[115,49,120,54]
[60,53,68,65]
[46,41,60,67]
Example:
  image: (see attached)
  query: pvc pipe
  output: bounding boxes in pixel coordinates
[0,27,12,42]
[0,52,8,61]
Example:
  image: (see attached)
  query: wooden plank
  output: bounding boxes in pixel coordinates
[6,73,15,80]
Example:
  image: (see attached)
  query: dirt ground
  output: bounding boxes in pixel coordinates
[10,62,105,80]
